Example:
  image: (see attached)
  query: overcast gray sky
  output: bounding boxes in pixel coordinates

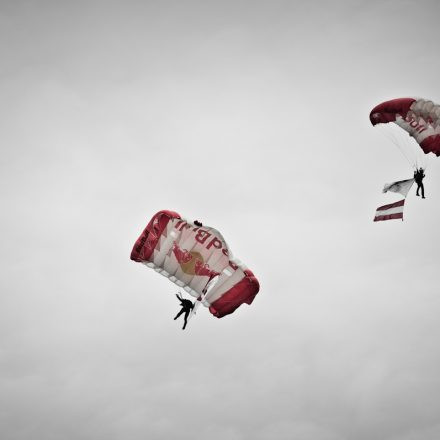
[2,1,440,439]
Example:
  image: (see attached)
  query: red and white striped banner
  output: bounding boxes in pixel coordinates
[374,199,405,222]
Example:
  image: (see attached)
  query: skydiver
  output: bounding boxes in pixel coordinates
[414,167,426,198]
[173,292,194,330]
[194,220,203,227]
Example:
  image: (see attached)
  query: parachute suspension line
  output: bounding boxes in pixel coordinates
[387,134,413,167]
[377,125,415,168]
[388,129,414,168]
[404,133,423,171]
[187,275,219,324]
[399,128,428,171]
[423,159,430,171]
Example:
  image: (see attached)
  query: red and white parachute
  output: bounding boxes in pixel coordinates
[370,97,440,167]
[131,210,260,318]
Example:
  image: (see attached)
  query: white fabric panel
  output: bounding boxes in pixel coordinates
[375,205,404,217]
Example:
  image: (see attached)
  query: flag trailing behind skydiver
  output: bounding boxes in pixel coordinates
[130,210,260,319]
[382,178,415,197]
[374,199,405,222]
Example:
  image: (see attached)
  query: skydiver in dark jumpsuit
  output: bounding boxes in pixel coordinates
[174,293,194,330]
[414,168,426,198]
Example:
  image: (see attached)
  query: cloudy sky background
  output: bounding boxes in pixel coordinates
[2,1,440,439]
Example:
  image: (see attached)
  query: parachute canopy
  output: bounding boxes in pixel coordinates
[131,210,260,318]
[370,97,440,156]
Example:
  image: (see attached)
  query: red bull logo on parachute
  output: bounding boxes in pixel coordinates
[173,220,238,270]
[172,241,220,279]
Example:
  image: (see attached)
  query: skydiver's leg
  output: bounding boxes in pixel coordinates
[421,183,425,198]
[416,183,420,196]
[182,310,190,329]
[174,308,185,320]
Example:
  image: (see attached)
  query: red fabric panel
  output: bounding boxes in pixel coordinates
[370,98,416,125]
[420,135,440,156]
[130,210,181,262]
[374,213,403,222]
[209,269,260,318]
[376,199,405,211]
